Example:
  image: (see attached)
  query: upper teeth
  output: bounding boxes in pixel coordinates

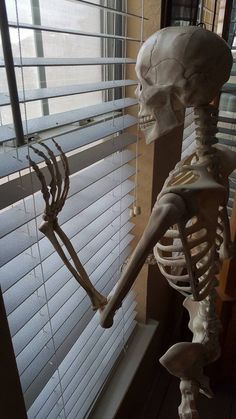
[139,115,155,129]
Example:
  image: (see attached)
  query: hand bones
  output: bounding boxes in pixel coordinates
[28,140,107,310]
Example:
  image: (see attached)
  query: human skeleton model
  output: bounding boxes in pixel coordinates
[29,26,236,419]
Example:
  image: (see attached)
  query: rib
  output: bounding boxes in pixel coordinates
[187,233,208,250]
[155,252,186,267]
[157,262,190,282]
[196,265,216,293]
[156,240,183,253]
[192,243,211,264]
[164,228,180,239]
[196,251,214,278]
[167,279,192,294]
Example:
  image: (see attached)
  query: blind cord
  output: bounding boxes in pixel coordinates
[14,0,67,414]
[120,0,127,354]
[131,0,144,218]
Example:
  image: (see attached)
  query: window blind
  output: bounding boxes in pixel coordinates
[163,2,201,158]
[181,107,196,158]
[181,2,236,216]
[162,0,200,27]
[0,0,143,416]
[172,0,199,26]
[217,1,236,217]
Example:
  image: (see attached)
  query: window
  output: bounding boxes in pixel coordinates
[0,1,143,417]
[161,0,200,27]
[217,0,236,217]
[180,0,221,158]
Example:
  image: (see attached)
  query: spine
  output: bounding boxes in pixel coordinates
[194,105,218,159]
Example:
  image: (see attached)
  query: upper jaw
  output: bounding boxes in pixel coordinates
[139,114,156,130]
[139,117,158,144]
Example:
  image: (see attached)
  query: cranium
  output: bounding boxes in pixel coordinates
[135,26,232,143]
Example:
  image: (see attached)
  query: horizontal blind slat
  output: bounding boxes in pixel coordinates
[67,314,136,419]
[182,107,195,157]
[5,198,134,304]
[0,57,136,68]
[182,141,196,158]
[64,304,136,412]
[76,321,136,419]
[21,240,132,409]
[218,126,236,136]
[221,83,236,94]
[13,233,133,359]
[8,21,140,42]
[218,115,236,124]
[0,80,137,106]
[218,137,236,147]
[0,149,135,238]
[0,165,135,266]
[182,132,195,152]
[183,109,194,130]
[0,98,138,143]
[73,0,147,19]
[64,299,136,397]
[30,295,136,419]
[46,203,133,290]
[1,180,134,291]
[5,209,132,320]
[0,116,137,178]
[1,133,137,208]
[51,233,133,337]
[60,298,133,384]
[15,221,131,374]
[52,236,132,364]
[183,121,195,141]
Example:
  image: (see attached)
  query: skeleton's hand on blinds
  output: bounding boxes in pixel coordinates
[28,139,107,310]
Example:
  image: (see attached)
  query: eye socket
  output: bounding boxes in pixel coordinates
[134,83,143,98]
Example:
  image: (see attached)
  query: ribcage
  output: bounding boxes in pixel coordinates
[153,213,224,301]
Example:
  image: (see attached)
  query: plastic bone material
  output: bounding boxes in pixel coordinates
[28,139,107,310]
[100,27,236,418]
[135,26,232,143]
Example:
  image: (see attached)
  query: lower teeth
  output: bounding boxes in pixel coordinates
[140,121,154,129]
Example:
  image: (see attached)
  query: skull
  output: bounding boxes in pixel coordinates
[135,26,232,143]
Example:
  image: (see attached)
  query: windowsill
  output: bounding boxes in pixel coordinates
[89,319,159,419]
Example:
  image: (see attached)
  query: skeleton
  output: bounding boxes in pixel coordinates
[29,26,236,419]
[99,27,236,418]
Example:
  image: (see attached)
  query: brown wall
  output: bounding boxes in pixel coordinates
[201,0,220,31]
[125,0,162,323]
[125,0,184,328]
[115,4,187,417]
[0,288,27,418]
